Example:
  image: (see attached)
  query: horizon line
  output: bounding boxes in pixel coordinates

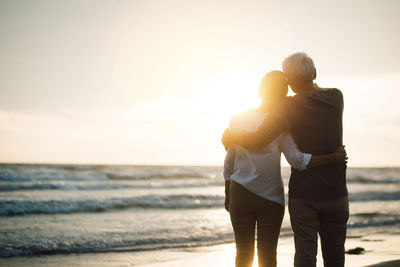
[0,161,399,169]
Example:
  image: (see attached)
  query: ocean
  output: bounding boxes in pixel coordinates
[0,164,399,258]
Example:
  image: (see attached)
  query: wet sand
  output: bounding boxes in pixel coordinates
[141,234,400,267]
[1,234,399,266]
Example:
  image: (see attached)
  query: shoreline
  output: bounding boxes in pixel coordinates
[1,234,399,266]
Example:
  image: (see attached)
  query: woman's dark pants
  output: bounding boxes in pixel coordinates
[229,181,284,267]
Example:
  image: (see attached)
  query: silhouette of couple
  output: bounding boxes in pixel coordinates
[222,52,349,267]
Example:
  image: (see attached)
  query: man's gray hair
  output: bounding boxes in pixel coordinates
[282,52,315,82]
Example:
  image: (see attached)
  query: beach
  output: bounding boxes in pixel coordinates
[1,234,399,266]
[141,234,400,267]
[1,164,400,266]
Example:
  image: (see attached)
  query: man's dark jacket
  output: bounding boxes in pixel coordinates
[230,88,347,200]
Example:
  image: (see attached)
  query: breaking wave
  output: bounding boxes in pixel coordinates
[0,194,224,216]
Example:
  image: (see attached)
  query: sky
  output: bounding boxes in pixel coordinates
[0,0,399,166]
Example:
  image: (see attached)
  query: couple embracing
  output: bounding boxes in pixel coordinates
[222,52,349,267]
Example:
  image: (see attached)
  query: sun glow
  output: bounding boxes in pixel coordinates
[197,71,261,126]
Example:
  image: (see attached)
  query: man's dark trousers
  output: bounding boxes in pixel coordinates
[289,196,349,267]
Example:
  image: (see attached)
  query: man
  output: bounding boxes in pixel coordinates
[222,52,349,267]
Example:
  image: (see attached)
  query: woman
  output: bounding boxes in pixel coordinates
[223,71,346,267]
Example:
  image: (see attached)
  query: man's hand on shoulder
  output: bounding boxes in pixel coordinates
[222,129,237,151]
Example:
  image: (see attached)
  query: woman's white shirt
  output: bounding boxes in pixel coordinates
[223,109,311,206]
